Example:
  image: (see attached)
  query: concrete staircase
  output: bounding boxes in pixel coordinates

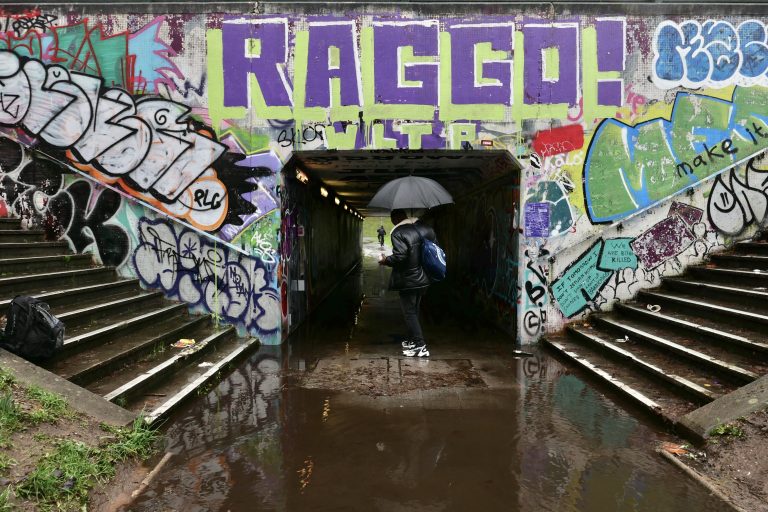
[0,217,259,424]
[543,234,768,431]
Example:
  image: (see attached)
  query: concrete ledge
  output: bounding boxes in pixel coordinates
[0,348,136,427]
[679,374,768,442]
[657,448,747,512]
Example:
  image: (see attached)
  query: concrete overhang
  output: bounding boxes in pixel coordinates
[284,149,521,216]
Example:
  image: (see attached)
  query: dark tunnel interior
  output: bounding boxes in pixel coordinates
[280,150,522,341]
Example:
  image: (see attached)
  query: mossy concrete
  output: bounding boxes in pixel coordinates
[679,374,768,442]
[0,348,136,427]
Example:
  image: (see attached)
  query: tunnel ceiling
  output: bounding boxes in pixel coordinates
[286,150,522,216]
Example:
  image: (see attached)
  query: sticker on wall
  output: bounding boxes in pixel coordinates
[524,202,550,238]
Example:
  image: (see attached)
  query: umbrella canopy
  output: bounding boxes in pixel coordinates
[367,176,454,211]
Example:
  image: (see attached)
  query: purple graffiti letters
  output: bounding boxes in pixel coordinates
[306,21,361,108]
[222,18,292,109]
[448,23,513,105]
[373,21,439,105]
[522,22,579,106]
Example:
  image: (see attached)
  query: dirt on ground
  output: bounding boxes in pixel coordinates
[670,409,768,512]
[293,357,487,397]
[0,387,108,510]
[0,368,155,511]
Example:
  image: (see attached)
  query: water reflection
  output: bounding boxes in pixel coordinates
[126,349,720,512]
[126,261,722,512]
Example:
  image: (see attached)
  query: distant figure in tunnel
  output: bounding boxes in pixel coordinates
[379,208,435,358]
[377,225,386,248]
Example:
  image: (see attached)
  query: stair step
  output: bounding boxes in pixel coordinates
[101,325,237,405]
[639,289,768,330]
[0,242,70,257]
[593,313,763,383]
[687,266,768,286]
[662,278,768,315]
[55,291,166,330]
[0,230,45,242]
[0,267,117,296]
[733,241,768,255]
[0,280,144,312]
[0,254,93,275]
[616,302,768,357]
[542,334,700,424]
[710,253,768,269]
[60,303,188,356]
[47,315,212,385]
[569,325,723,402]
[142,336,260,425]
[0,218,21,228]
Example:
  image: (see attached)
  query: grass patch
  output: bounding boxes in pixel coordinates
[25,385,70,424]
[16,439,107,508]
[362,217,394,240]
[16,417,158,510]
[0,370,15,391]
[710,422,745,438]
[0,453,15,473]
[0,485,14,511]
[0,392,21,446]
[100,417,159,462]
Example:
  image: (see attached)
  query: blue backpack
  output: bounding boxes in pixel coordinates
[420,234,447,282]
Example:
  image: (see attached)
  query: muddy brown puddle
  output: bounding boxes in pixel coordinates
[125,255,722,511]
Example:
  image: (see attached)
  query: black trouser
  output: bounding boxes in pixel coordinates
[399,288,426,346]
[378,234,385,245]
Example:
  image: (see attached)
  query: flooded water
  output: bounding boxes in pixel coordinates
[126,248,721,512]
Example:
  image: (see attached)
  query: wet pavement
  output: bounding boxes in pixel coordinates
[125,243,723,511]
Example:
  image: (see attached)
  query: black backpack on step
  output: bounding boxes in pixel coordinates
[1,296,64,360]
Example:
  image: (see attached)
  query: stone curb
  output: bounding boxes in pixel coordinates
[679,374,768,442]
[657,448,748,512]
[0,348,136,427]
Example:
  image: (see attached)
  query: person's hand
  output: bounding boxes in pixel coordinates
[378,255,386,265]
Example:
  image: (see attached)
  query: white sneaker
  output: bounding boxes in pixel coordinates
[402,345,430,357]
[401,339,417,349]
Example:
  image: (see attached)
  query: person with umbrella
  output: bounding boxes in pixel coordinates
[369,175,453,358]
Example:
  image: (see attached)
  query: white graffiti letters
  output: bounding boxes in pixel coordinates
[0,50,229,230]
[708,159,768,235]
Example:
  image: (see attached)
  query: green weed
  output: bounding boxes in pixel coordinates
[0,485,14,511]
[25,386,69,424]
[17,417,157,509]
[16,439,108,508]
[0,371,15,391]
[709,422,745,438]
[0,453,16,473]
[99,416,158,463]
[149,343,167,359]
[0,393,20,441]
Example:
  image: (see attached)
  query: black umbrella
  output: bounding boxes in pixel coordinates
[367,176,453,211]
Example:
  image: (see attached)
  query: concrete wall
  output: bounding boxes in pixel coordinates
[434,176,520,337]
[281,171,362,334]
[1,4,768,343]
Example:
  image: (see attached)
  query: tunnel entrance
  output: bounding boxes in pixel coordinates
[280,150,522,343]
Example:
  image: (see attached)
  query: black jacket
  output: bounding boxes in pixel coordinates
[384,222,437,291]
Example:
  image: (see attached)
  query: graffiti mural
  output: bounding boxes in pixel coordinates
[0,50,229,227]
[4,7,768,344]
[708,158,768,236]
[0,136,129,266]
[132,217,280,340]
[584,87,768,223]
[208,16,627,145]
[0,49,278,253]
[654,20,768,89]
